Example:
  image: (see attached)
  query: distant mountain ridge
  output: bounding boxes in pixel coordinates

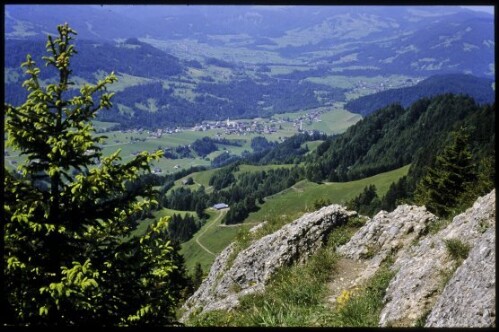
[344,74,495,116]
[4,38,186,108]
[4,5,495,130]
[5,5,494,78]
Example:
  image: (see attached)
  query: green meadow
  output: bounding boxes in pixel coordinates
[246,164,410,224]
[180,209,255,273]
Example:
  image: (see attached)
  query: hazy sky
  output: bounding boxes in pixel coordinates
[460,6,494,14]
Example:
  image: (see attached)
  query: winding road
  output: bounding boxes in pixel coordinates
[194,209,227,256]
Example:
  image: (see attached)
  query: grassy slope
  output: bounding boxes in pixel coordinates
[301,140,324,155]
[180,209,254,273]
[245,164,410,224]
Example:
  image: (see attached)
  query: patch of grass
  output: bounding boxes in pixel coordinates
[180,210,253,273]
[414,308,432,327]
[433,238,472,300]
[328,225,357,249]
[438,266,456,293]
[425,217,451,235]
[224,227,256,268]
[360,243,380,260]
[333,262,395,327]
[191,168,219,188]
[477,219,490,234]
[302,140,324,155]
[307,107,362,134]
[444,238,471,262]
[347,215,368,228]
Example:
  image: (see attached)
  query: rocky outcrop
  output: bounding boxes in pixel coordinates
[180,204,357,322]
[425,226,495,327]
[337,205,437,286]
[180,189,495,327]
[379,190,496,327]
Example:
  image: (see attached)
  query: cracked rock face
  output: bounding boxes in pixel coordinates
[337,205,437,285]
[180,204,356,322]
[379,190,496,327]
[424,226,496,327]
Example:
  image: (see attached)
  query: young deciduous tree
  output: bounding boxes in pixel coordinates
[4,23,185,326]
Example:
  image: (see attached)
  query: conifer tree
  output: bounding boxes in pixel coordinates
[192,263,204,289]
[414,128,476,217]
[4,23,184,326]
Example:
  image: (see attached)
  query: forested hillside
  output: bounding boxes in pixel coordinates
[345,74,495,116]
[306,94,494,183]
[4,38,184,106]
[5,38,342,129]
[305,94,494,215]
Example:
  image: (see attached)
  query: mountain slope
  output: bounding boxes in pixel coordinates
[5,5,153,41]
[306,94,495,182]
[344,74,495,116]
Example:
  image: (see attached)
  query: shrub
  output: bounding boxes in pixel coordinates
[444,238,471,261]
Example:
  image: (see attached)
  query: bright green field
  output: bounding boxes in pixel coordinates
[180,209,256,273]
[246,164,410,224]
[272,104,362,135]
[4,106,361,174]
[302,106,362,134]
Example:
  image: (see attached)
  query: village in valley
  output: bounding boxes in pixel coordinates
[5,105,334,176]
[116,108,326,138]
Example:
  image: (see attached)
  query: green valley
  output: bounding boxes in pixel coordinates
[3,5,494,328]
[4,104,361,174]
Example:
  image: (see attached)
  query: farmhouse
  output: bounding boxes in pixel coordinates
[213,203,229,210]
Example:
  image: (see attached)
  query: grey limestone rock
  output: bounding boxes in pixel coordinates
[425,226,496,327]
[179,189,496,328]
[337,205,437,285]
[379,190,496,327]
